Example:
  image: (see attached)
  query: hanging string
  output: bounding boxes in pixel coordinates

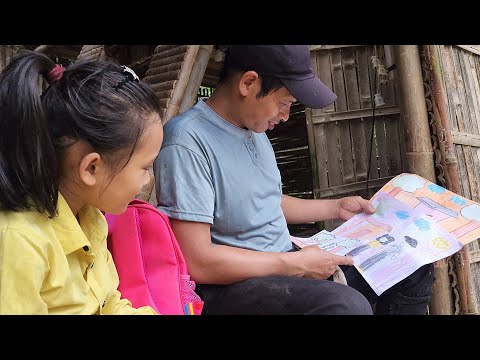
[366,45,379,198]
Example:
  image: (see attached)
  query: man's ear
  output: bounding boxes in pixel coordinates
[239,70,259,96]
[78,152,104,187]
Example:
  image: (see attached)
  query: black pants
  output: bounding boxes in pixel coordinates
[195,263,434,315]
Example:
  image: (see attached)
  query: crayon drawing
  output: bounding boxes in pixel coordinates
[291,230,360,256]
[332,192,462,295]
[291,173,479,295]
[379,173,480,245]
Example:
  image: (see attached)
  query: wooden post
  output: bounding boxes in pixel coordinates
[179,45,214,114]
[394,45,452,314]
[148,45,213,205]
[425,45,477,314]
[163,45,200,122]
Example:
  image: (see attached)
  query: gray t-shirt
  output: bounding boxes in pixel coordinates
[155,99,292,252]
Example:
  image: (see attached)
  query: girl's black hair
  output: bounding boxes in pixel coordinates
[0,50,162,217]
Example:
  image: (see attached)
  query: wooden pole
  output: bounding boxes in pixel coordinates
[179,45,214,114]
[394,45,452,314]
[425,45,477,314]
[148,45,214,205]
[163,45,200,123]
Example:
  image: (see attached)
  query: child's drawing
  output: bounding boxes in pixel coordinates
[333,191,462,295]
[291,230,360,256]
[381,173,480,244]
[293,173,479,295]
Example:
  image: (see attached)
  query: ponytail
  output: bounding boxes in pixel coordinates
[0,51,59,217]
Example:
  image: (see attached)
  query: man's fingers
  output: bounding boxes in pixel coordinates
[336,255,354,266]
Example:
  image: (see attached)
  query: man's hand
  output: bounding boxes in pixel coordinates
[337,196,375,221]
[296,245,354,279]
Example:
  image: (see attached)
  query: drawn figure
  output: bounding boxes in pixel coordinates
[432,237,451,250]
[376,233,395,245]
[404,235,418,248]
[358,244,403,271]
[347,244,370,257]
[415,197,458,221]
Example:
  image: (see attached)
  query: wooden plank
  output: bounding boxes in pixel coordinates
[314,49,342,188]
[149,80,177,93]
[312,106,399,124]
[356,45,373,109]
[148,53,187,71]
[470,249,480,264]
[441,46,461,132]
[143,69,182,84]
[313,118,329,192]
[331,49,353,184]
[145,61,183,77]
[460,51,480,135]
[342,47,361,111]
[324,121,343,187]
[313,50,335,113]
[375,115,389,178]
[153,45,186,57]
[310,45,365,51]
[342,47,363,184]
[331,49,347,112]
[317,176,394,198]
[385,114,404,175]
[452,131,480,147]
[379,45,396,107]
[455,45,480,56]
[453,48,480,201]
[464,52,480,134]
[456,144,471,199]
[364,117,379,181]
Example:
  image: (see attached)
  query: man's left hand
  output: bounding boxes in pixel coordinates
[337,196,375,221]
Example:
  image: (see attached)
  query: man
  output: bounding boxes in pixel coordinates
[154,45,434,315]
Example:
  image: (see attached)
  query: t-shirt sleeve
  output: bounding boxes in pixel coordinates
[154,143,215,224]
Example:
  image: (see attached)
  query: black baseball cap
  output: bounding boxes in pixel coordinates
[226,45,337,109]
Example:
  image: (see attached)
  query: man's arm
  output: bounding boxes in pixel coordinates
[170,219,353,284]
[281,194,375,224]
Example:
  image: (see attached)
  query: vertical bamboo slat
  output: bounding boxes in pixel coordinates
[425,45,477,314]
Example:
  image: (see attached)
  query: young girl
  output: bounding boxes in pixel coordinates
[0,50,164,314]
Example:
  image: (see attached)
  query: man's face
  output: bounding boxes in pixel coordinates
[244,85,297,133]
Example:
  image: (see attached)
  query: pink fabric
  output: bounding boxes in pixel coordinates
[105,200,203,315]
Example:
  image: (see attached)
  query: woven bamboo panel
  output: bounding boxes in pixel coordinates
[77,45,106,62]
[142,45,190,122]
[438,45,480,311]
[307,45,405,231]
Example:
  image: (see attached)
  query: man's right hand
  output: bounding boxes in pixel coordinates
[296,245,354,279]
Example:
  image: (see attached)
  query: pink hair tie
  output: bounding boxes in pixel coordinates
[47,64,65,83]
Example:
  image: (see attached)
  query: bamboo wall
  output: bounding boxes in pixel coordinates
[435,45,480,312]
[306,45,406,231]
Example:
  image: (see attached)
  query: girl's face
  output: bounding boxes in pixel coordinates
[96,115,164,214]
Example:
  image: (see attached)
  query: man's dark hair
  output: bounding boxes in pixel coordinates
[219,47,284,99]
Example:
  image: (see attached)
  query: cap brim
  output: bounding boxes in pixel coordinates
[281,76,336,109]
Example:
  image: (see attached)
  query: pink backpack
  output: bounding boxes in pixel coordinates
[105,199,204,315]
